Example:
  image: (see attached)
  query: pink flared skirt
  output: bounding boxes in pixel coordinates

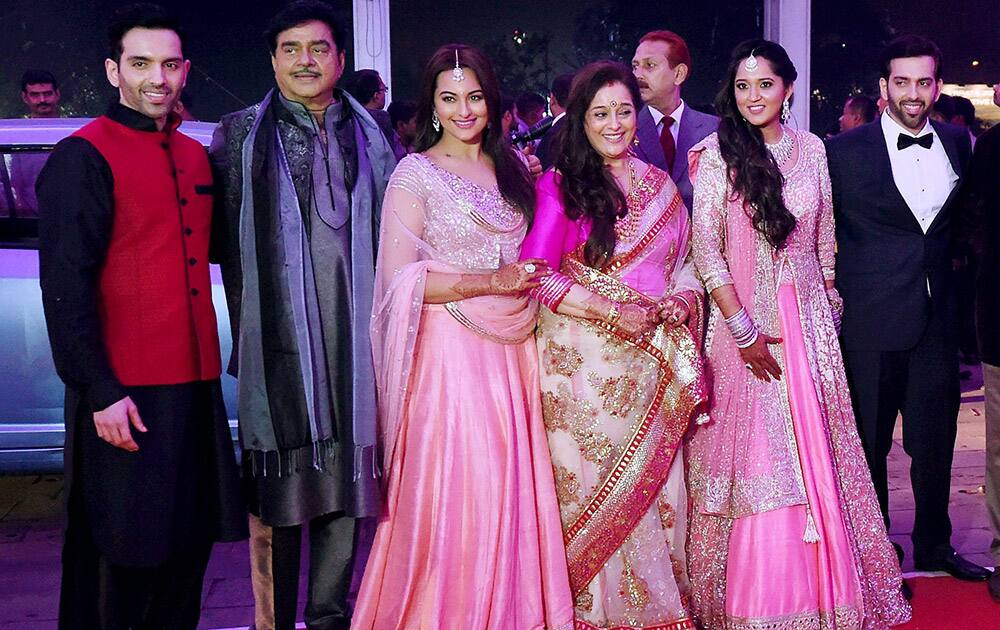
[352,305,574,629]
[724,285,864,626]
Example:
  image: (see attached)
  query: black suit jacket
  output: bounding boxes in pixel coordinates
[536,116,565,172]
[961,124,1000,364]
[633,104,719,213]
[827,119,971,352]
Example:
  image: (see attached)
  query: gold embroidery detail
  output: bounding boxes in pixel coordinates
[619,554,651,611]
[671,554,686,584]
[541,383,613,464]
[725,604,863,629]
[574,428,615,465]
[588,372,641,418]
[562,504,583,529]
[600,339,633,365]
[543,339,584,378]
[541,390,570,433]
[661,241,678,278]
[575,587,594,613]
[553,465,581,506]
[658,497,677,530]
[443,302,528,345]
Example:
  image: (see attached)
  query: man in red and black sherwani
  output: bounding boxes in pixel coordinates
[37,6,246,629]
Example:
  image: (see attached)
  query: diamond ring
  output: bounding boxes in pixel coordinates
[524,263,536,273]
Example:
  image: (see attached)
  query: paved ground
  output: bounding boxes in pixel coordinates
[1,365,995,629]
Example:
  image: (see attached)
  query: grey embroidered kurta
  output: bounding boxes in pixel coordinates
[210,89,395,525]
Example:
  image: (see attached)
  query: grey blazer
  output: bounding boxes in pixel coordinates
[633,104,719,213]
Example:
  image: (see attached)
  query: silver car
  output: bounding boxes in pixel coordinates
[0,117,237,473]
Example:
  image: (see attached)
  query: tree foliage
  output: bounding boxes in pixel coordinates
[483,29,553,97]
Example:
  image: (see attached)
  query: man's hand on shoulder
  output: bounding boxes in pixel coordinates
[93,396,147,452]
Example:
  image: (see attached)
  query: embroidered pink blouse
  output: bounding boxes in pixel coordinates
[520,170,700,306]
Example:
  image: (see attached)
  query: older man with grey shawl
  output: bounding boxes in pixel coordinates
[208,3,395,628]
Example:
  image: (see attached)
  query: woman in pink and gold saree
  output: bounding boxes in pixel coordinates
[685,40,910,629]
[352,45,574,629]
[520,62,707,630]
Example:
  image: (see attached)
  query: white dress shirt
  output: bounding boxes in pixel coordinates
[880,112,958,234]
[648,100,686,147]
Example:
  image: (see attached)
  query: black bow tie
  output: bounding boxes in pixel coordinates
[898,133,934,150]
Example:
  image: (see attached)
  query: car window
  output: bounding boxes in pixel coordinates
[0,149,47,248]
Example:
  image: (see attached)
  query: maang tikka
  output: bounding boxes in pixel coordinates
[452,49,465,82]
[744,50,759,72]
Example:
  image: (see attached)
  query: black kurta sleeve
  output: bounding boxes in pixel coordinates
[208,121,232,266]
[37,137,125,412]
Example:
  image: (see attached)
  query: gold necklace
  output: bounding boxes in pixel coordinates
[614,157,643,240]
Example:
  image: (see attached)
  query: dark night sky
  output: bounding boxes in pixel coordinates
[0,0,997,122]
[872,0,999,85]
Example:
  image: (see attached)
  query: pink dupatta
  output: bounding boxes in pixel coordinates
[370,155,537,488]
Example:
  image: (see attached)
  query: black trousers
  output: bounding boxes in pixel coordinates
[272,511,355,630]
[58,500,212,630]
[842,320,960,558]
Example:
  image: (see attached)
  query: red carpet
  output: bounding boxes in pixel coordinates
[898,575,1000,629]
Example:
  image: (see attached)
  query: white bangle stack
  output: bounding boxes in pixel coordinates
[725,307,759,348]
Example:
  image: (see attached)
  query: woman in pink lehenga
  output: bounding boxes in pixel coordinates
[520,61,708,630]
[685,40,911,629]
[352,44,574,629]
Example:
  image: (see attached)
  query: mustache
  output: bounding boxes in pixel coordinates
[292,69,321,76]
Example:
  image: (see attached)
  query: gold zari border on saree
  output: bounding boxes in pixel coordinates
[723,604,863,630]
[574,616,696,630]
[602,189,683,274]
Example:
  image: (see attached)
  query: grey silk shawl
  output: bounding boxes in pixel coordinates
[237,89,392,477]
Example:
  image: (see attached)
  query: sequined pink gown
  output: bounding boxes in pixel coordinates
[686,131,911,629]
[352,154,574,630]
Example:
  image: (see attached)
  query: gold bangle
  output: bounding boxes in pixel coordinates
[606,301,622,325]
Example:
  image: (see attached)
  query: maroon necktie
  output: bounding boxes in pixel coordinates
[659,116,676,173]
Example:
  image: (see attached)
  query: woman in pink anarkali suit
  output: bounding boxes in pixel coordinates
[520,62,707,630]
[685,40,910,629]
[352,45,573,629]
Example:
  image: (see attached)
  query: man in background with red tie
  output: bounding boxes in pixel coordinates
[631,30,718,213]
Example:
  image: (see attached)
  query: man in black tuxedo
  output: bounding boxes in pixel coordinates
[631,30,718,213]
[536,72,573,171]
[827,34,989,581]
